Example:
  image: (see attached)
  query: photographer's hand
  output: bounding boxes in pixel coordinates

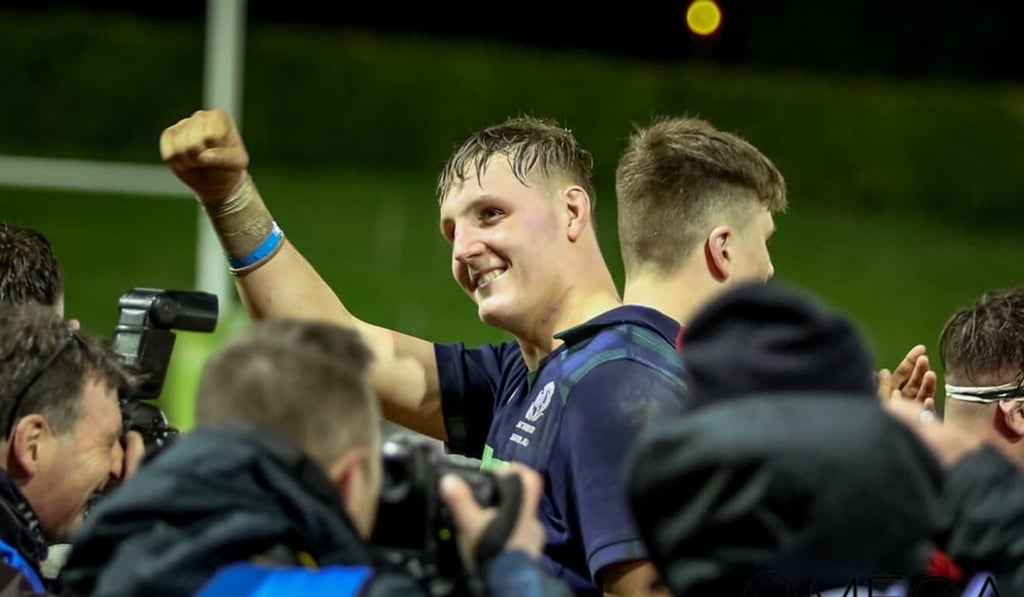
[159,109,250,203]
[122,430,145,479]
[440,463,545,572]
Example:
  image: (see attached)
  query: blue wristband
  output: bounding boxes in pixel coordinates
[227,222,283,270]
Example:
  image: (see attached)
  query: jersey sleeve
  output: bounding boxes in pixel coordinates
[433,341,520,458]
[551,359,685,583]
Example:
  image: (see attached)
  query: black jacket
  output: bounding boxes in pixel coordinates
[0,470,54,596]
[940,445,1024,595]
[60,423,568,597]
[625,393,946,596]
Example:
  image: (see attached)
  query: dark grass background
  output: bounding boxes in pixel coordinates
[2,168,1020,426]
[1,8,1021,427]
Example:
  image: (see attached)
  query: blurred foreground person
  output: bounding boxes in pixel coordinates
[61,319,570,597]
[626,282,1021,595]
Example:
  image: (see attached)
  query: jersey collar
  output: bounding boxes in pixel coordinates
[554,305,680,348]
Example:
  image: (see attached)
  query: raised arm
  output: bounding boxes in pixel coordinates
[160,109,446,439]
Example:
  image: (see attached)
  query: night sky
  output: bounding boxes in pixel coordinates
[6,0,1023,82]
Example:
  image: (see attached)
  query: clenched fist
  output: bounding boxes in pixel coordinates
[160,109,250,203]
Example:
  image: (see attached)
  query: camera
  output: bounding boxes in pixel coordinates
[369,436,508,593]
[112,288,218,448]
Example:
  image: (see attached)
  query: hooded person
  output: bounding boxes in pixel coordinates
[676,280,877,410]
[60,319,569,597]
[625,282,951,595]
[625,393,947,596]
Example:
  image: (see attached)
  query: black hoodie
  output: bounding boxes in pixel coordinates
[60,423,570,597]
[625,394,945,596]
[60,423,387,596]
[627,282,948,595]
[678,281,877,409]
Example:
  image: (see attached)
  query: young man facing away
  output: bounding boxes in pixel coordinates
[614,116,786,336]
[939,288,1024,468]
[0,222,67,319]
[887,292,1024,595]
[158,109,685,595]
[615,116,935,401]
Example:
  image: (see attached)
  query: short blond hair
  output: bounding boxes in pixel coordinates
[437,116,596,206]
[196,320,378,469]
[616,116,787,273]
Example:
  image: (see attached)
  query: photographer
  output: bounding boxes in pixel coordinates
[0,303,137,595]
[61,319,571,597]
[1,221,151,584]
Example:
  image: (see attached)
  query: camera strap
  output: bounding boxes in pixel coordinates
[473,474,523,568]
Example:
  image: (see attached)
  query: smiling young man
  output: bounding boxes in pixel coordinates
[159,109,685,595]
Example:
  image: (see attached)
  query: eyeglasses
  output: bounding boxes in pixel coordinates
[5,328,81,440]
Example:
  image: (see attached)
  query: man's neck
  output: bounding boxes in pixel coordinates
[945,401,1024,468]
[952,414,1024,470]
[993,432,1024,469]
[513,264,621,371]
[622,265,720,327]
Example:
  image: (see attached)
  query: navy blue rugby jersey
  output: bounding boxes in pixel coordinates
[435,305,685,594]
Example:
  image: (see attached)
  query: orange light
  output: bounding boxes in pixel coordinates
[686,0,722,37]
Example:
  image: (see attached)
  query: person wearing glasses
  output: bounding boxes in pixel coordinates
[0,303,136,595]
[1,221,149,587]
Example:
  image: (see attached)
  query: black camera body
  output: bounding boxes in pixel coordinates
[370,436,504,587]
[113,288,218,448]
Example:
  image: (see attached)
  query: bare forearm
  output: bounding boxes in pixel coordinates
[235,239,356,325]
[162,109,445,438]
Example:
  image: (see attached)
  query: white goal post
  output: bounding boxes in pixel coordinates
[0,0,248,317]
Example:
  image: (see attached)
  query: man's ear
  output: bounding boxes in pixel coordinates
[7,414,49,480]
[998,400,1024,439]
[563,186,592,243]
[328,447,371,505]
[705,225,732,281]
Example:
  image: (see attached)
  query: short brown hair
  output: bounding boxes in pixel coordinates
[0,303,132,435]
[195,320,378,469]
[939,288,1024,385]
[436,116,596,206]
[616,116,787,273]
[0,223,64,309]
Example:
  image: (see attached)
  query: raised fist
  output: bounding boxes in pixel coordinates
[159,109,250,204]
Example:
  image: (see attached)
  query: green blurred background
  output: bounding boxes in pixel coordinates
[1,10,1021,427]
